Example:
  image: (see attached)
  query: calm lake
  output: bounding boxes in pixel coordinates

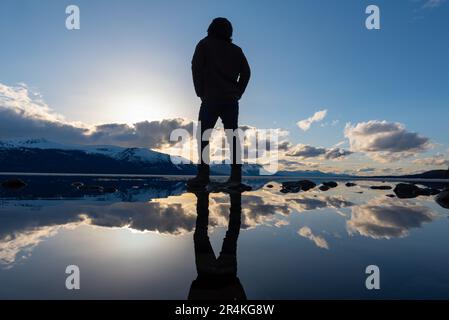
[0,175,448,299]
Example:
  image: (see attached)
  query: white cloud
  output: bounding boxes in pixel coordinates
[0,221,84,267]
[1,82,302,167]
[0,226,60,265]
[347,198,436,239]
[277,159,321,171]
[333,140,346,148]
[0,82,194,149]
[286,144,326,158]
[413,154,449,167]
[289,196,353,211]
[274,220,290,227]
[344,120,431,163]
[298,227,329,249]
[286,143,352,160]
[356,167,376,173]
[323,147,353,160]
[0,185,357,265]
[297,109,327,131]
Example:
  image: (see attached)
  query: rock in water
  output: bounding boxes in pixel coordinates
[298,180,317,191]
[103,187,118,193]
[71,182,84,188]
[345,182,357,187]
[1,179,27,189]
[393,183,436,198]
[207,182,252,193]
[280,180,316,193]
[280,185,300,193]
[79,185,104,193]
[319,185,330,191]
[322,181,338,188]
[420,188,441,196]
[371,185,392,190]
[394,183,420,198]
[436,189,449,209]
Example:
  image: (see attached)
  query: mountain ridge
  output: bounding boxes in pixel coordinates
[1,138,448,179]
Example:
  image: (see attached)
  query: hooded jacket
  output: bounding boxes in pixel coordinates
[191,32,251,102]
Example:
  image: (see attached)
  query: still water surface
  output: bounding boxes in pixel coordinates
[0,176,448,299]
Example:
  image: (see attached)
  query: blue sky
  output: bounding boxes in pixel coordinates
[0,0,448,174]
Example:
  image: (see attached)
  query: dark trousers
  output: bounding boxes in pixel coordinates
[197,100,242,180]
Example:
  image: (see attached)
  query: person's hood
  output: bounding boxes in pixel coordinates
[207,17,233,42]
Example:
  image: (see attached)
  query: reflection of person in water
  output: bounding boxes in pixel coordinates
[188,191,246,300]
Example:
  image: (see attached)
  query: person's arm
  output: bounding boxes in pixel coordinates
[237,49,251,98]
[191,41,205,99]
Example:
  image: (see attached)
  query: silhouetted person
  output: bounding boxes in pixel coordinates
[188,190,246,300]
[187,17,251,188]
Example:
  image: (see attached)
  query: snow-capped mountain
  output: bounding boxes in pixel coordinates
[0,138,267,176]
[0,138,180,164]
[0,138,350,177]
[0,138,196,175]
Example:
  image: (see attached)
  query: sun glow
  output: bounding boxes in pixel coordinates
[110,93,173,124]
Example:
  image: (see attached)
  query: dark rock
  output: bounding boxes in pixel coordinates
[436,189,449,209]
[1,179,27,189]
[386,194,396,198]
[266,184,274,188]
[206,182,252,193]
[80,185,104,193]
[280,180,316,193]
[370,185,392,190]
[319,185,330,191]
[420,188,441,196]
[71,182,84,188]
[322,181,337,188]
[393,183,436,199]
[281,186,300,193]
[394,183,420,198]
[345,182,357,187]
[298,180,317,191]
[103,187,118,193]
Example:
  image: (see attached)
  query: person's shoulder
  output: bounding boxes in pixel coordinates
[196,37,208,48]
[230,42,245,55]
[230,41,241,49]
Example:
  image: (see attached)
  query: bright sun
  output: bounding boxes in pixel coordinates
[111,93,172,124]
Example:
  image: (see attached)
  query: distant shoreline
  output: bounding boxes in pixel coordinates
[1,172,449,183]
